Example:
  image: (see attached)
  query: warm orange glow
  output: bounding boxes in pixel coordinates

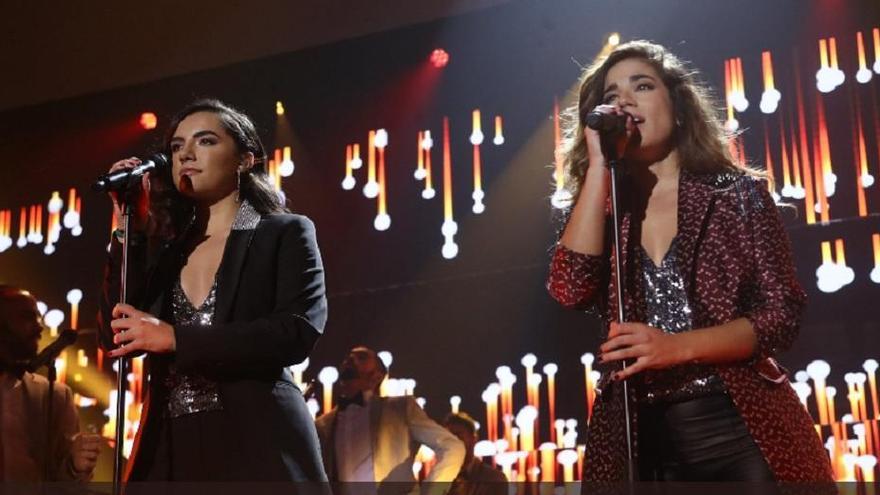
[18,207,26,241]
[416,131,424,176]
[735,57,745,98]
[344,144,353,183]
[139,112,157,130]
[835,238,846,266]
[494,115,503,143]
[731,58,740,98]
[724,59,735,123]
[858,32,868,70]
[472,110,483,193]
[540,446,556,482]
[424,140,433,194]
[821,241,833,265]
[874,234,880,268]
[472,146,482,193]
[816,95,832,222]
[855,100,869,216]
[377,143,387,216]
[875,28,880,63]
[819,39,829,69]
[442,118,453,221]
[777,119,792,192]
[762,51,775,91]
[829,37,839,70]
[70,303,79,330]
[546,375,557,444]
[554,97,564,189]
[794,66,816,224]
[368,131,377,185]
[724,59,732,102]
[763,122,776,192]
[274,148,282,166]
[36,204,43,236]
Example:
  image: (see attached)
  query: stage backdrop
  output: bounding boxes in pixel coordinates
[1,0,878,481]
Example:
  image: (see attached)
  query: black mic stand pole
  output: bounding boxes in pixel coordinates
[113,192,135,495]
[605,144,636,484]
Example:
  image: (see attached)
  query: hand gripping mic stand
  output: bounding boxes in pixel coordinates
[112,181,140,495]
[605,143,636,484]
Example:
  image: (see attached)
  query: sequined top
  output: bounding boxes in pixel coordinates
[636,236,725,403]
[165,276,223,418]
[547,173,832,482]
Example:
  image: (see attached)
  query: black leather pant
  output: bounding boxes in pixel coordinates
[637,393,775,482]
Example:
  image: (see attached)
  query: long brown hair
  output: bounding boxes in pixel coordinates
[562,40,751,197]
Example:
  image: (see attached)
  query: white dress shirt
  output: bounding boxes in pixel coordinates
[334,390,376,482]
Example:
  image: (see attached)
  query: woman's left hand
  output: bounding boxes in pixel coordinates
[599,322,689,380]
[107,303,176,357]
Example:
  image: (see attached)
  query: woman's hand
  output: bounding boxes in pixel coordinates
[599,321,690,380]
[106,157,151,231]
[107,303,176,357]
[583,104,638,168]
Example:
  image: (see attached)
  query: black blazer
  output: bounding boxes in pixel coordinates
[98,201,328,481]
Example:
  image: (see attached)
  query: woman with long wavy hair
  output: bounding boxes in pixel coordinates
[98,99,328,481]
[547,41,832,482]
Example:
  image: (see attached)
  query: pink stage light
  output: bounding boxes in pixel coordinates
[430,49,449,68]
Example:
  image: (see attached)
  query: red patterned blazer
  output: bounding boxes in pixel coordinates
[547,170,833,482]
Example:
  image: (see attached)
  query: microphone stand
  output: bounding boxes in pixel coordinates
[605,144,635,484]
[113,190,136,495]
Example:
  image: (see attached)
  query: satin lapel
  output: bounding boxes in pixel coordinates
[213,201,261,324]
[675,172,715,296]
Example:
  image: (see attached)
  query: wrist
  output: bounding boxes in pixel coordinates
[672,332,699,365]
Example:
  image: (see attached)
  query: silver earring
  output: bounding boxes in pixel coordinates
[235,171,242,203]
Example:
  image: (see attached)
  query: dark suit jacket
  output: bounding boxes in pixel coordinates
[98,201,328,481]
[548,171,833,482]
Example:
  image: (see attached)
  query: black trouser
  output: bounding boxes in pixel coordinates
[637,393,775,482]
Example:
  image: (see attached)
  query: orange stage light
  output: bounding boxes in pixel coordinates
[139,112,157,130]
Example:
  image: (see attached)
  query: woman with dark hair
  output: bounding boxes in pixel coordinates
[98,99,328,481]
[547,41,833,482]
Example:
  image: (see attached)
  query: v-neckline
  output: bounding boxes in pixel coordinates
[640,235,679,270]
[177,273,218,310]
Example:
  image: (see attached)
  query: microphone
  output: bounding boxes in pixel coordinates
[92,153,169,193]
[26,329,78,373]
[585,111,627,134]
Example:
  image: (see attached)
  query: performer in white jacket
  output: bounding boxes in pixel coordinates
[315,346,465,494]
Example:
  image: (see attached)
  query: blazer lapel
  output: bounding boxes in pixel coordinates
[675,172,715,296]
[213,201,261,323]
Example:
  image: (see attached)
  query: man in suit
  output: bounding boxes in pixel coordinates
[315,346,464,494]
[0,285,101,481]
[443,412,506,495]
